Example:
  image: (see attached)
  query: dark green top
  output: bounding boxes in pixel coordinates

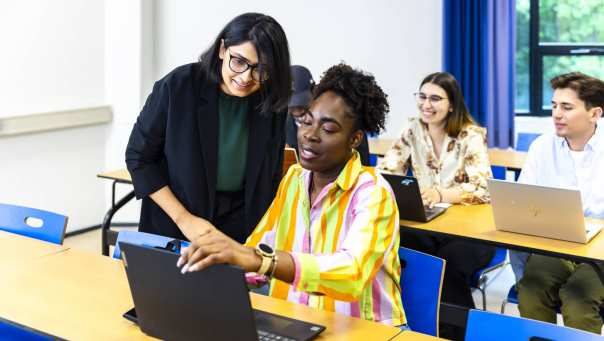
[216,91,249,192]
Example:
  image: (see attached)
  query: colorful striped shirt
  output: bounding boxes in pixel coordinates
[245,152,406,326]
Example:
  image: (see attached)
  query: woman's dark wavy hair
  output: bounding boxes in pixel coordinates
[312,63,389,135]
[198,13,291,113]
[420,72,476,137]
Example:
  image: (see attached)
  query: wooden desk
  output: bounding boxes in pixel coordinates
[369,138,527,171]
[368,138,395,157]
[400,204,604,329]
[0,230,67,266]
[98,169,132,183]
[97,146,301,256]
[487,148,527,171]
[0,248,441,340]
[0,249,143,340]
[399,204,604,263]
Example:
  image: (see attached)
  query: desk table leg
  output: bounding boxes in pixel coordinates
[439,302,469,329]
[101,190,135,256]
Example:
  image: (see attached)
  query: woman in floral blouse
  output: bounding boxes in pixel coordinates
[378,72,494,339]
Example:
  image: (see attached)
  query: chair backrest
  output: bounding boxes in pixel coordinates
[465,309,604,341]
[516,132,541,152]
[282,147,298,175]
[0,316,56,340]
[113,230,190,259]
[399,246,445,336]
[0,203,67,245]
[491,165,506,180]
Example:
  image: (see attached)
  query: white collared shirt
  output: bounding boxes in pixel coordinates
[518,123,604,219]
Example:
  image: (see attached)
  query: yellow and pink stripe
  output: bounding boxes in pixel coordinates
[245,152,406,326]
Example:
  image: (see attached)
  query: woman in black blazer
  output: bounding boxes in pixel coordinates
[125,13,291,243]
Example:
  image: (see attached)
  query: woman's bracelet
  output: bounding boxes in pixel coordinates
[267,254,279,278]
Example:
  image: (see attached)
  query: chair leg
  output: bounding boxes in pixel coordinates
[474,287,487,311]
[501,299,507,314]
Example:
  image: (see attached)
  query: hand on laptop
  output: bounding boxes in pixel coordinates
[421,187,442,208]
[176,229,261,274]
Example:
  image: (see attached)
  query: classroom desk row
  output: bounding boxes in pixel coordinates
[0,230,441,340]
[96,139,527,256]
[400,204,604,263]
[399,204,604,328]
[368,138,527,171]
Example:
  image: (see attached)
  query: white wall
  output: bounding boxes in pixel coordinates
[0,1,446,232]
[515,116,554,138]
[0,0,555,234]
[0,1,105,118]
[103,0,154,224]
[153,0,443,138]
[0,126,108,231]
[0,1,109,232]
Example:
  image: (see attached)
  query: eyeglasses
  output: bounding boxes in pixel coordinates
[414,92,448,105]
[227,50,269,82]
[292,110,308,127]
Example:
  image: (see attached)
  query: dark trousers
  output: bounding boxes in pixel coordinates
[518,254,604,334]
[214,191,247,244]
[400,230,495,340]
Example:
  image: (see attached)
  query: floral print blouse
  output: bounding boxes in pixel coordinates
[377,117,492,204]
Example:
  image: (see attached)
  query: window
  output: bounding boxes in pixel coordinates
[515,0,604,116]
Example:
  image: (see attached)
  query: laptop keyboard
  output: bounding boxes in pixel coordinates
[258,330,296,341]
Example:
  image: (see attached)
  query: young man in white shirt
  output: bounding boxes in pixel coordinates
[515,72,604,333]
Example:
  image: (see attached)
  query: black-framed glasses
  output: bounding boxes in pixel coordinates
[414,92,448,105]
[228,51,269,82]
[292,108,311,127]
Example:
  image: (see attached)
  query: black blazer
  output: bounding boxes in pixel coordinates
[126,63,286,240]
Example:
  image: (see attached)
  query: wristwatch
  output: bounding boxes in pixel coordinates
[255,243,275,276]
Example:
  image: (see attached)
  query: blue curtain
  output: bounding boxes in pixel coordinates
[443,0,516,148]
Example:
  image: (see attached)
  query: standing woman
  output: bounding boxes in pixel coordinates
[126,13,291,243]
[378,72,494,339]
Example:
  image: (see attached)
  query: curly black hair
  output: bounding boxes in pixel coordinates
[312,63,389,135]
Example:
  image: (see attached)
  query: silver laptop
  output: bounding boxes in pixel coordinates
[488,179,602,244]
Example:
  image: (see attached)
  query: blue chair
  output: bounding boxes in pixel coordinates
[471,247,508,310]
[113,230,189,259]
[0,203,67,245]
[399,246,445,337]
[516,132,541,152]
[469,166,508,310]
[0,316,55,341]
[514,132,541,181]
[501,284,519,313]
[465,309,604,341]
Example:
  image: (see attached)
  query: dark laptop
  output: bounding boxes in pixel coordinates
[119,242,325,341]
[382,174,447,222]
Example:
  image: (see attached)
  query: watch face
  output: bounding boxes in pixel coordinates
[258,243,273,254]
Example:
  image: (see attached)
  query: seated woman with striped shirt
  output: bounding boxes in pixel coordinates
[176,63,406,326]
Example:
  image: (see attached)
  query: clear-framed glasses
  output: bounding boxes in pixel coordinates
[414,92,448,105]
[228,51,269,82]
